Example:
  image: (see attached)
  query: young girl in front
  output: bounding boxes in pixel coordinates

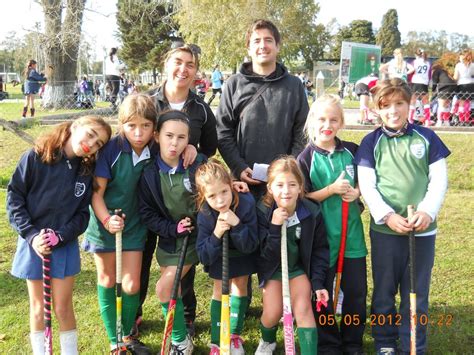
[7,115,112,354]
[195,160,259,354]
[297,94,368,354]
[84,93,156,354]
[137,110,206,355]
[255,156,329,355]
[354,78,450,354]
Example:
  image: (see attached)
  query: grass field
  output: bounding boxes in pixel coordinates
[0,127,472,354]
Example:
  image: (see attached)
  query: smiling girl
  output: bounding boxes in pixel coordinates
[256,156,329,354]
[297,94,367,353]
[355,79,450,354]
[7,116,111,354]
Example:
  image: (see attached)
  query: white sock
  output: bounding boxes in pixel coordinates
[30,330,45,355]
[60,329,78,355]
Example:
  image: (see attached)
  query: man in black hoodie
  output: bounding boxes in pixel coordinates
[216,19,309,199]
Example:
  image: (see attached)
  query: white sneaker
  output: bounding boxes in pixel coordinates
[254,338,276,354]
[230,334,245,355]
[171,334,194,355]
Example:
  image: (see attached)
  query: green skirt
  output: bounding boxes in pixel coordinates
[156,236,199,267]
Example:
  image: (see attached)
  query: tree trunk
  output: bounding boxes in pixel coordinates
[41,0,86,109]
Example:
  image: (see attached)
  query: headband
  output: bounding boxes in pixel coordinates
[157,110,190,129]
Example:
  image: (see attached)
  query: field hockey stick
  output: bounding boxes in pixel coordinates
[281,220,295,355]
[160,227,190,355]
[333,200,349,313]
[220,231,230,355]
[407,205,417,355]
[43,252,53,355]
[114,209,127,352]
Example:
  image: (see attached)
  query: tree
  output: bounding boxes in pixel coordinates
[376,9,401,56]
[116,0,180,83]
[41,0,86,108]
[330,20,375,59]
[175,0,322,71]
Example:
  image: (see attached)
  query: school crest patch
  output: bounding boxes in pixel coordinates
[183,178,192,192]
[410,143,426,159]
[74,182,86,197]
[345,165,355,180]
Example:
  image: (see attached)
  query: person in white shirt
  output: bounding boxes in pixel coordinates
[105,47,125,108]
[453,48,474,125]
[409,49,432,126]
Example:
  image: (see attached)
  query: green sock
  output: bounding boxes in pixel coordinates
[122,292,139,336]
[210,299,221,345]
[230,296,248,335]
[97,285,117,343]
[161,298,187,343]
[297,327,317,354]
[260,322,278,343]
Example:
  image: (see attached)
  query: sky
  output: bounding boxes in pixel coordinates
[0,0,472,60]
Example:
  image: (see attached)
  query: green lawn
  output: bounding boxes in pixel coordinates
[0,128,472,353]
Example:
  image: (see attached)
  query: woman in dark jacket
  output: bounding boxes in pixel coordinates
[22,59,45,117]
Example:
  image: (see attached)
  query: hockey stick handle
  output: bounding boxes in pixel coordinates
[407,205,416,292]
[220,232,231,354]
[114,209,123,347]
[171,233,190,300]
[43,254,53,355]
[222,231,229,295]
[281,221,295,354]
[161,232,190,355]
[407,204,417,355]
[336,201,349,273]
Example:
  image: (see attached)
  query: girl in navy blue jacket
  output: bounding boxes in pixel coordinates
[7,115,111,354]
[255,156,330,355]
[22,59,46,117]
[137,110,205,354]
[195,160,259,354]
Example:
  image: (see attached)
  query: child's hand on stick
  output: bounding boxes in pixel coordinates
[410,210,432,232]
[177,217,194,236]
[330,171,351,195]
[385,213,412,234]
[105,212,126,234]
[315,289,329,304]
[32,229,52,256]
[342,185,360,202]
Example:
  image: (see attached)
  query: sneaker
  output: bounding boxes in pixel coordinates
[230,334,245,354]
[376,348,396,355]
[186,320,196,338]
[209,343,220,355]
[123,336,152,355]
[171,334,194,355]
[110,345,128,355]
[255,338,276,355]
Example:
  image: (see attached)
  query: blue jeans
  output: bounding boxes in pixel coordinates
[370,230,435,354]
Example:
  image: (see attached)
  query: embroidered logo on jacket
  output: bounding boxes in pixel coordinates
[74,182,86,197]
[345,165,355,180]
[410,143,426,159]
[183,178,192,192]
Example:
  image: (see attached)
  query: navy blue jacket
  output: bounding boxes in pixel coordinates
[7,149,92,245]
[137,154,206,253]
[196,192,259,267]
[24,69,45,94]
[257,198,329,291]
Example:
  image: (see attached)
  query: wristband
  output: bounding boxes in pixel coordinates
[102,215,111,228]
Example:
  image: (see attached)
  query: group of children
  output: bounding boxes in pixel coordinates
[7,78,449,355]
